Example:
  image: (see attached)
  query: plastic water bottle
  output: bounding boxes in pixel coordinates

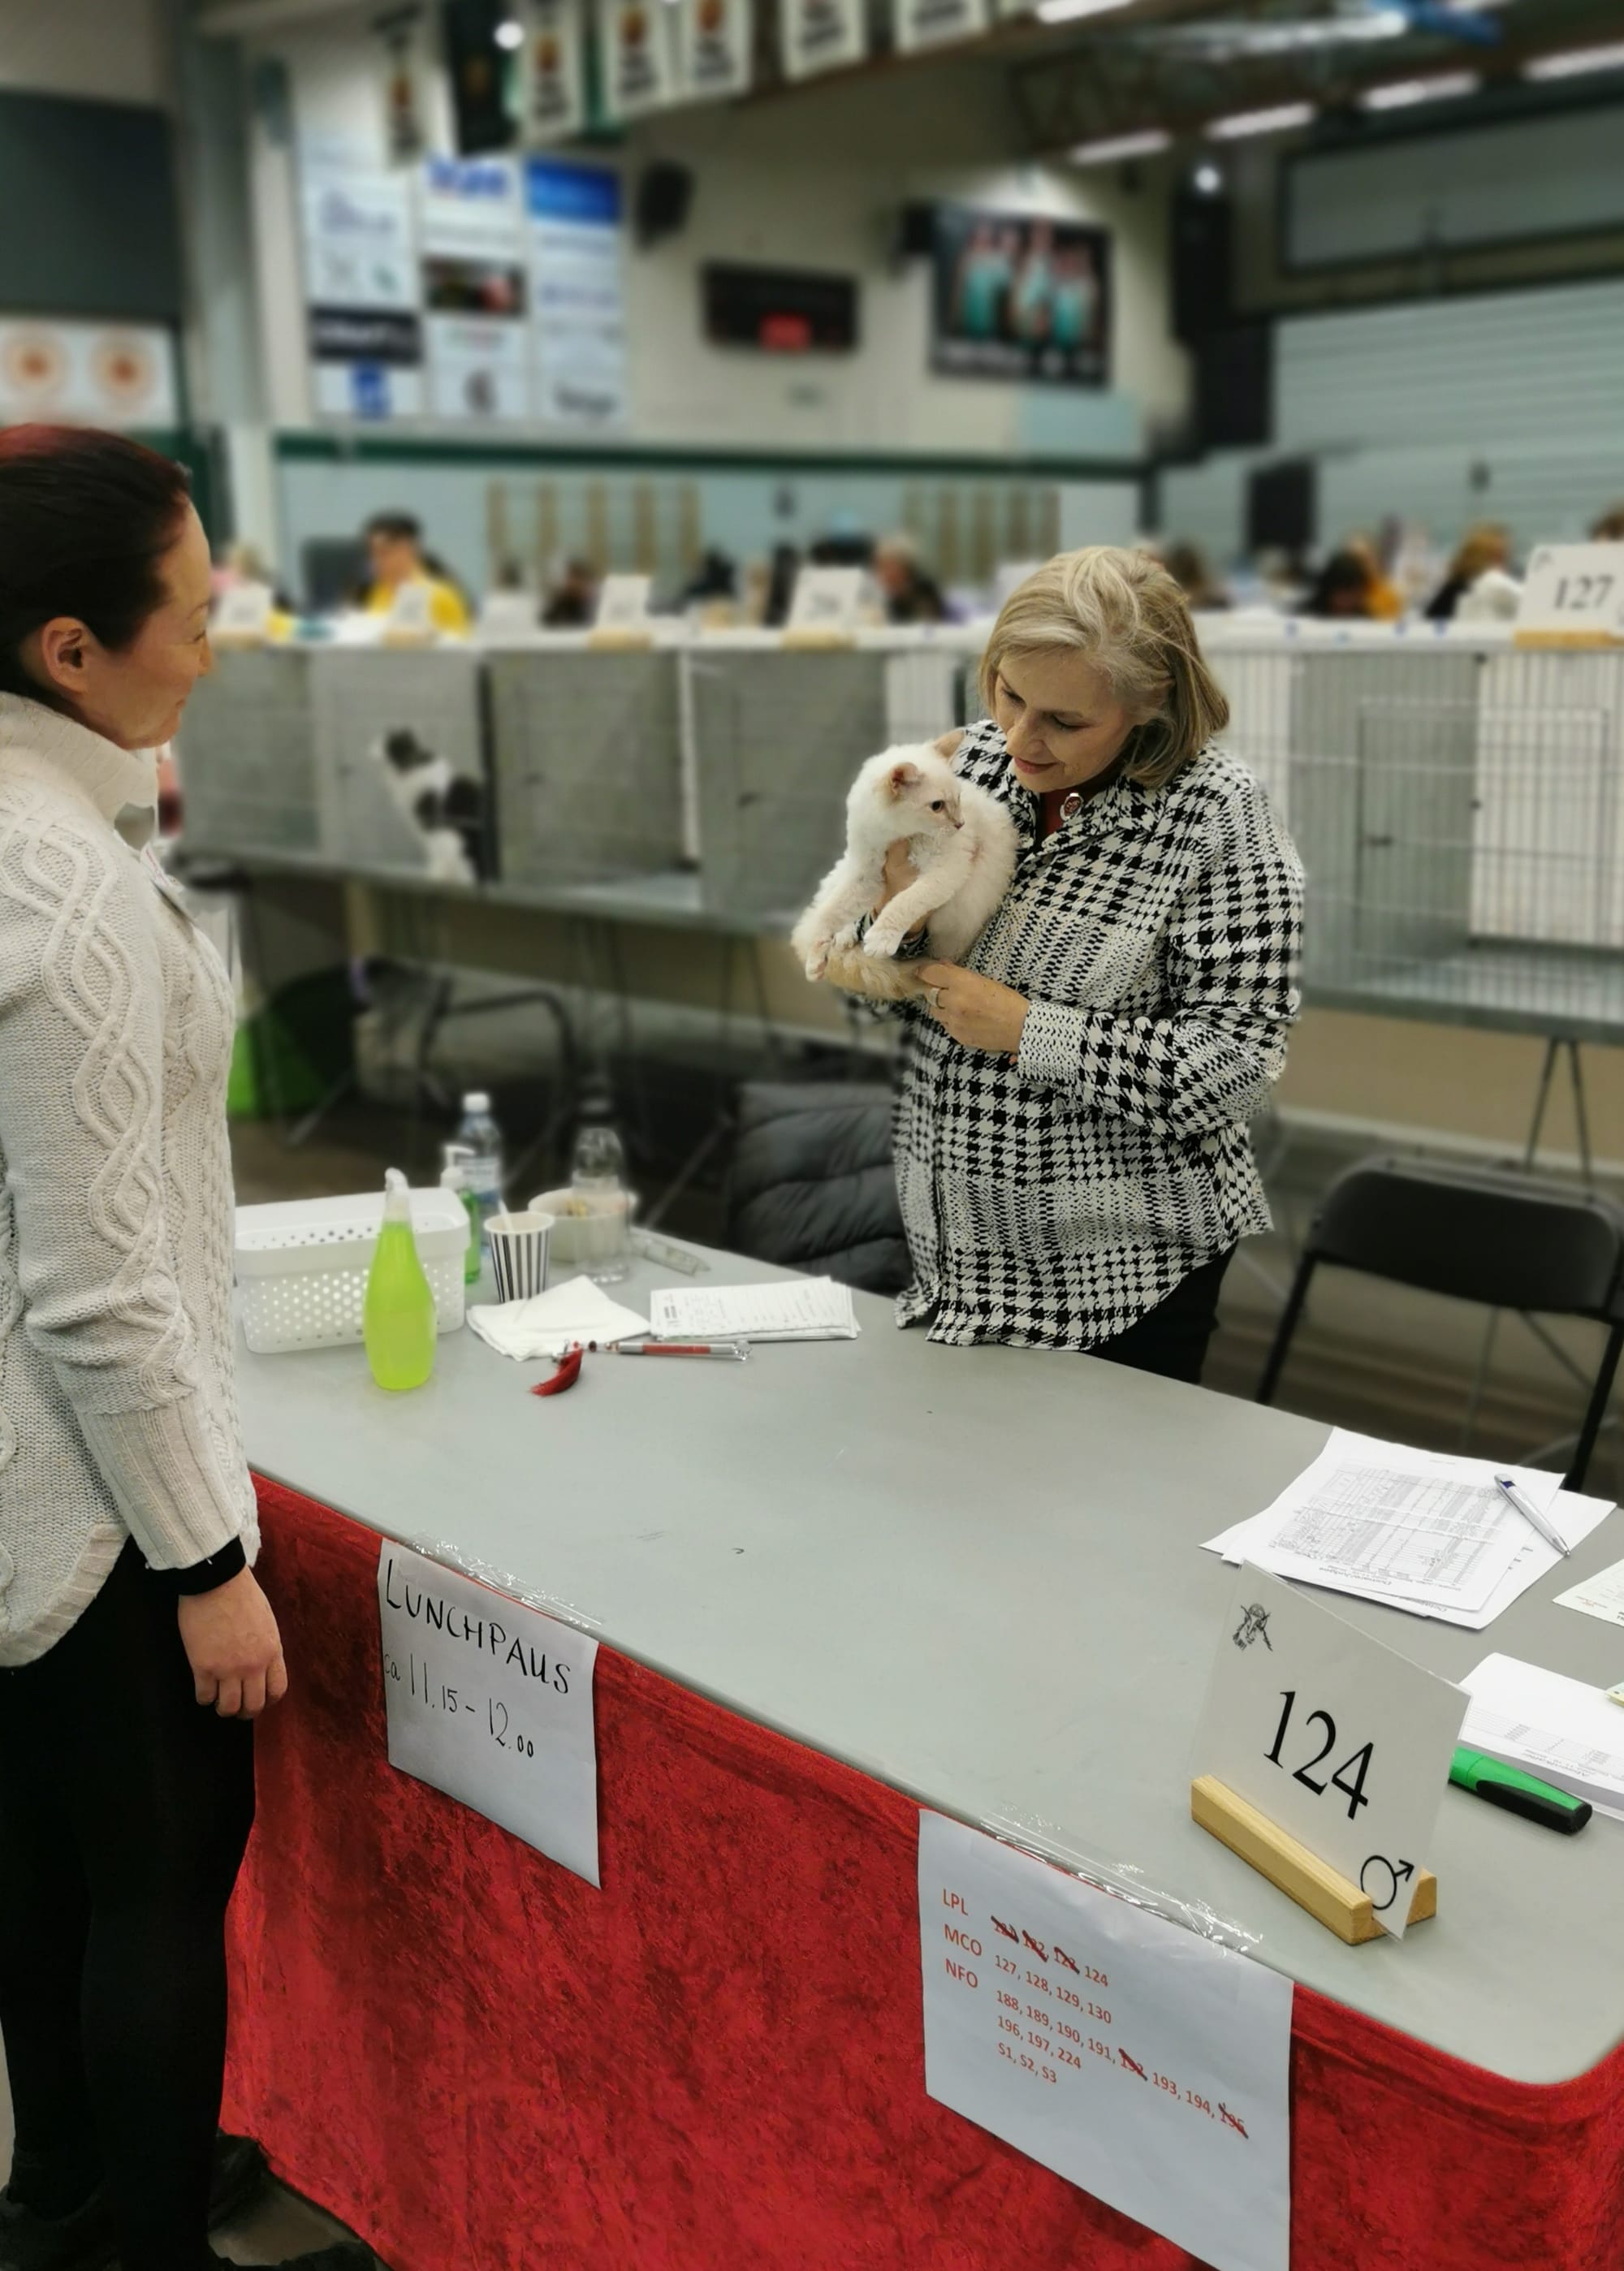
[363,1170,437,1392]
[440,1142,482,1286]
[569,1094,630,1285]
[454,1090,505,1258]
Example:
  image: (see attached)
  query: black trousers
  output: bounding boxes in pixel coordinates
[0,1542,255,2271]
[1091,1248,1235,1384]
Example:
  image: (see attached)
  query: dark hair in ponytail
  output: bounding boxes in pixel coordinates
[0,425,192,710]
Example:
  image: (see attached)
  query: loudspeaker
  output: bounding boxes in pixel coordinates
[1247,460,1316,556]
[1171,182,1233,345]
[896,201,937,259]
[636,162,695,248]
[1196,322,1272,451]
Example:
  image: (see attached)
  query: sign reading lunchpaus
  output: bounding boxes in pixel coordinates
[931,205,1111,388]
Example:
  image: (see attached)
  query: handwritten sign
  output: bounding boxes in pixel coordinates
[377,1544,599,1885]
[786,564,864,637]
[920,1812,1291,2271]
[1515,542,1624,646]
[211,580,274,645]
[383,581,437,642]
[1192,1565,1465,1936]
[594,572,653,633]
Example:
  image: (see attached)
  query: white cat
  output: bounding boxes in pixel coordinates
[792,744,1017,1002]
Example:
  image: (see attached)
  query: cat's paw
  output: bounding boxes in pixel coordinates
[803,939,831,979]
[862,922,902,960]
[831,922,860,952]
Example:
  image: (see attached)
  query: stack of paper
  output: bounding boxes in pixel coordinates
[1204,1429,1616,1629]
[1459,1654,1624,1822]
[648,1276,860,1343]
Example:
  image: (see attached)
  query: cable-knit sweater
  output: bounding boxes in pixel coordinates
[0,693,257,1666]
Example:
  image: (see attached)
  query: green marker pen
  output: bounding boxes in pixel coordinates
[1450,1747,1593,1835]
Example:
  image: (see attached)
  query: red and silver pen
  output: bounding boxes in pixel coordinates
[611,1339,749,1362]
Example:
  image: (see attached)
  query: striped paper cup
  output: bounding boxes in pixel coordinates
[487,1211,555,1304]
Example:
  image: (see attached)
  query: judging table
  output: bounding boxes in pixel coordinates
[222,1246,1624,2269]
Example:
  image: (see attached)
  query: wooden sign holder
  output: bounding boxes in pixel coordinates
[1512,631,1624,651]
[586,628,655,650]
[1191,1776,1437,1946]
[780,626,857,650]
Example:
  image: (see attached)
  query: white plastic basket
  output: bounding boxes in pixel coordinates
[235,1189,469,1355]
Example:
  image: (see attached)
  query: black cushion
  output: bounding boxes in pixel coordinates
[726,1082,909,1296]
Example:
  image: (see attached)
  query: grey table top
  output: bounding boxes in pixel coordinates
[236,1243,1624,2088]
[179,844,795,941]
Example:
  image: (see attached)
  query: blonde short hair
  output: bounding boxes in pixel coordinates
[978,546,1229,792]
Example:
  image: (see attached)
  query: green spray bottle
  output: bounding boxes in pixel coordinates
[363,1169,437,1392]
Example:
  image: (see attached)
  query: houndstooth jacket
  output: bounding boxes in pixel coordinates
[892,717,1303,1349]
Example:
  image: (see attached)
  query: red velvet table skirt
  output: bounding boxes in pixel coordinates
[223,1480,1624,2270]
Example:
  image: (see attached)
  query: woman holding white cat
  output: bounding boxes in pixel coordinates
[834,546,1301,1383]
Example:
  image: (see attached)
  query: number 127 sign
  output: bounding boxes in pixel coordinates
[1192,1566,1467,1936]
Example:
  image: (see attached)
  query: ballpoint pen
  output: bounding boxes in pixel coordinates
[611,1340,750,1361]
[1493,1473,1571,1559]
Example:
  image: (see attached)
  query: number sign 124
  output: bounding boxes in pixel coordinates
[1265,1690,1373,1821]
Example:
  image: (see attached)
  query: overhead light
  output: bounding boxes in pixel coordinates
[1523,40,1624,81]
[1207,101,1316,140]
[1360,70,1479,109]
[1192,161,1224,195]
[1069,128,1172,165]
[1035,0,1136,24]
[494,15,524,45]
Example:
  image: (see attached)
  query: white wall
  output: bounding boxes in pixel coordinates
[0,0,172,107]
[246,19,1186,458]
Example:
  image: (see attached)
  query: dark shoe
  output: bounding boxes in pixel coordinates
[0,2131,268,2271]
[208,2131,270,2228]
[0,2187,114,2271]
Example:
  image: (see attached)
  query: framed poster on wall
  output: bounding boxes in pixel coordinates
[527,158,629,430]
[418,155,532,421]
[300,152,425,419]
[931,205,1110,386]
[0,318,179,428]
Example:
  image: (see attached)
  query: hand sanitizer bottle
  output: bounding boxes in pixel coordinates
[364,1169,437,1392]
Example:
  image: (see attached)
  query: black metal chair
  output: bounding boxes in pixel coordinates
[1257,1153,1624,1489]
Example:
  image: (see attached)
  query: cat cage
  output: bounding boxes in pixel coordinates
[175,647,324,861]
[684,633,976,918]
[1198,621,1624,1041]
[484,637,687,886]
[310,647,493,884]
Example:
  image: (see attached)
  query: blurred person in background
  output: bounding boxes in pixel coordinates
[1592,503,1624,542]
[542,555,602,628]
[1301,549,1379,620]
[1159,540,1230,612]
[0,427,370,2271]
[361,509,471,635]
[1342,533,1404,620]
[1425,523,1513,622]
[873,533,948,625]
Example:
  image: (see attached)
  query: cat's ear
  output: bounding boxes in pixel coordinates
[888,760,923,797]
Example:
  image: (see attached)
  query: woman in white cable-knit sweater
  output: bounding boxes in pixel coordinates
[0,430,368,2271]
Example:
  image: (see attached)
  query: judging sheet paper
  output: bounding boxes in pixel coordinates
[1459,1654,1624,1823]
[1556,1556,1624,1631]
[1203,1431,1614,1627]
[647,1276,859,1342]
[919,1813,1292,2271]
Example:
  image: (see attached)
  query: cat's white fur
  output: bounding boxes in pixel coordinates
[792,744,1017,999]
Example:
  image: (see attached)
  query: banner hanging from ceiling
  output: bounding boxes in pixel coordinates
[931,204,1111,386]
[780,0,866,78]
[598,0,676,119]
[894,0,988,50]
[527,158,629,431]
[677,0,753,100]
[300,149,425,419]
[418,155,531,421]
[515,0,588,142]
